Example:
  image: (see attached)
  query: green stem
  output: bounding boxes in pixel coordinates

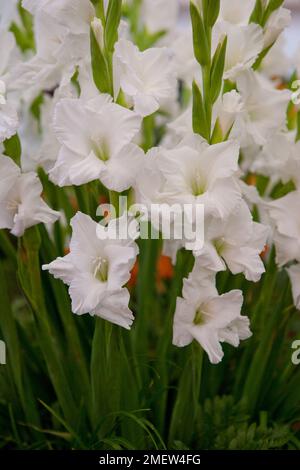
[202,27,212,140]
[18,227,78,427]
[168,342,204,446]
[134,236,160,384]
[154,249,190,435]
[74,185,90,214]
[90,319,121,434]
[0,260,42,441]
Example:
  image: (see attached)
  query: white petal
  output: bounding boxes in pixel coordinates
[204,290,244,329]
[0,103,19,142]
[0,155,20,200]
[53,98,92,155]
[104,244,137,289]
[50,147,104,187]
[42,253,75,285]
[69,272,106,315]
[194,242,226,272]
[202,140,240,183]
[91,288,134,329]
[133,93,159,117]
[191,326,224,364]
[287,265,300,310]
[9,172,60,236]
[222,245,265,281]
[172,297,195,347]
[100,143,144,192]
[220,0,255,25]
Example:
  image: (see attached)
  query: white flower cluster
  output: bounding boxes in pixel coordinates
[0,0,298,363]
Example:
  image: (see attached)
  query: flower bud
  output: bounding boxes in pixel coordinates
[91,16,104,51]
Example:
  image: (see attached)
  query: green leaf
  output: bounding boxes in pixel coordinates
[105,0,122,52]
[91,0,106,25]
[10,1,35,52]
[249,0,263,25]
[30,93,44,123]
[190,2,210,66]
[211,118,223,144]
[268,0,285,9]
[18,228,78,428]
[207,0,220,26]
[115,411,166,450]
[201,0,210,20]
[18,1,34,36]
[0,260,41,436]
[192,81,210,140]
[262,0,284,26]
[90,28,111,94]
[210,36,227,103]
[223,79,236,93]
[3,134,21,166]
[137,28,166,51]
[168,344,203,445]
[252,42,274,70]
[71,67,81,97]
[90,320,122,435]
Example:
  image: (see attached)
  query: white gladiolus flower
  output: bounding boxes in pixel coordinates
[49,95,144,192]
[141,0,179,34]
[194,201,268,281]
[0,30,19,142]
[43,212,139,329]
[286,264,300,310]
[165,105,193,147]
[12,0,95,92]
[22,0,94,22]
[0,80,18,142]
[233,70,291,146]
[219,0,256,26]
[173,262,251,364]
[214,90,244,137]
[35,68,78,173]
[114,38,177,117]
[91,17,105,51]
[268,191,300,266]
[214,23,263,80]
[138,138,241,221]
[0,0,295,367]
[0,155,60,236]
[263,7,291,48]
[261,35,292,79]
[172,27,199,87]
[249,131,300,184]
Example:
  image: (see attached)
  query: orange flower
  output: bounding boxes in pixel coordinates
[246,174,257,186]
[98,195,109,205]
[127,254,174,290]
[157,255,173,281]
[260,244,269,260]
[127,261,139,289]
[69,196,78,211]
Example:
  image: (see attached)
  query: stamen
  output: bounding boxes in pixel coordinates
[93,257,109,282]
